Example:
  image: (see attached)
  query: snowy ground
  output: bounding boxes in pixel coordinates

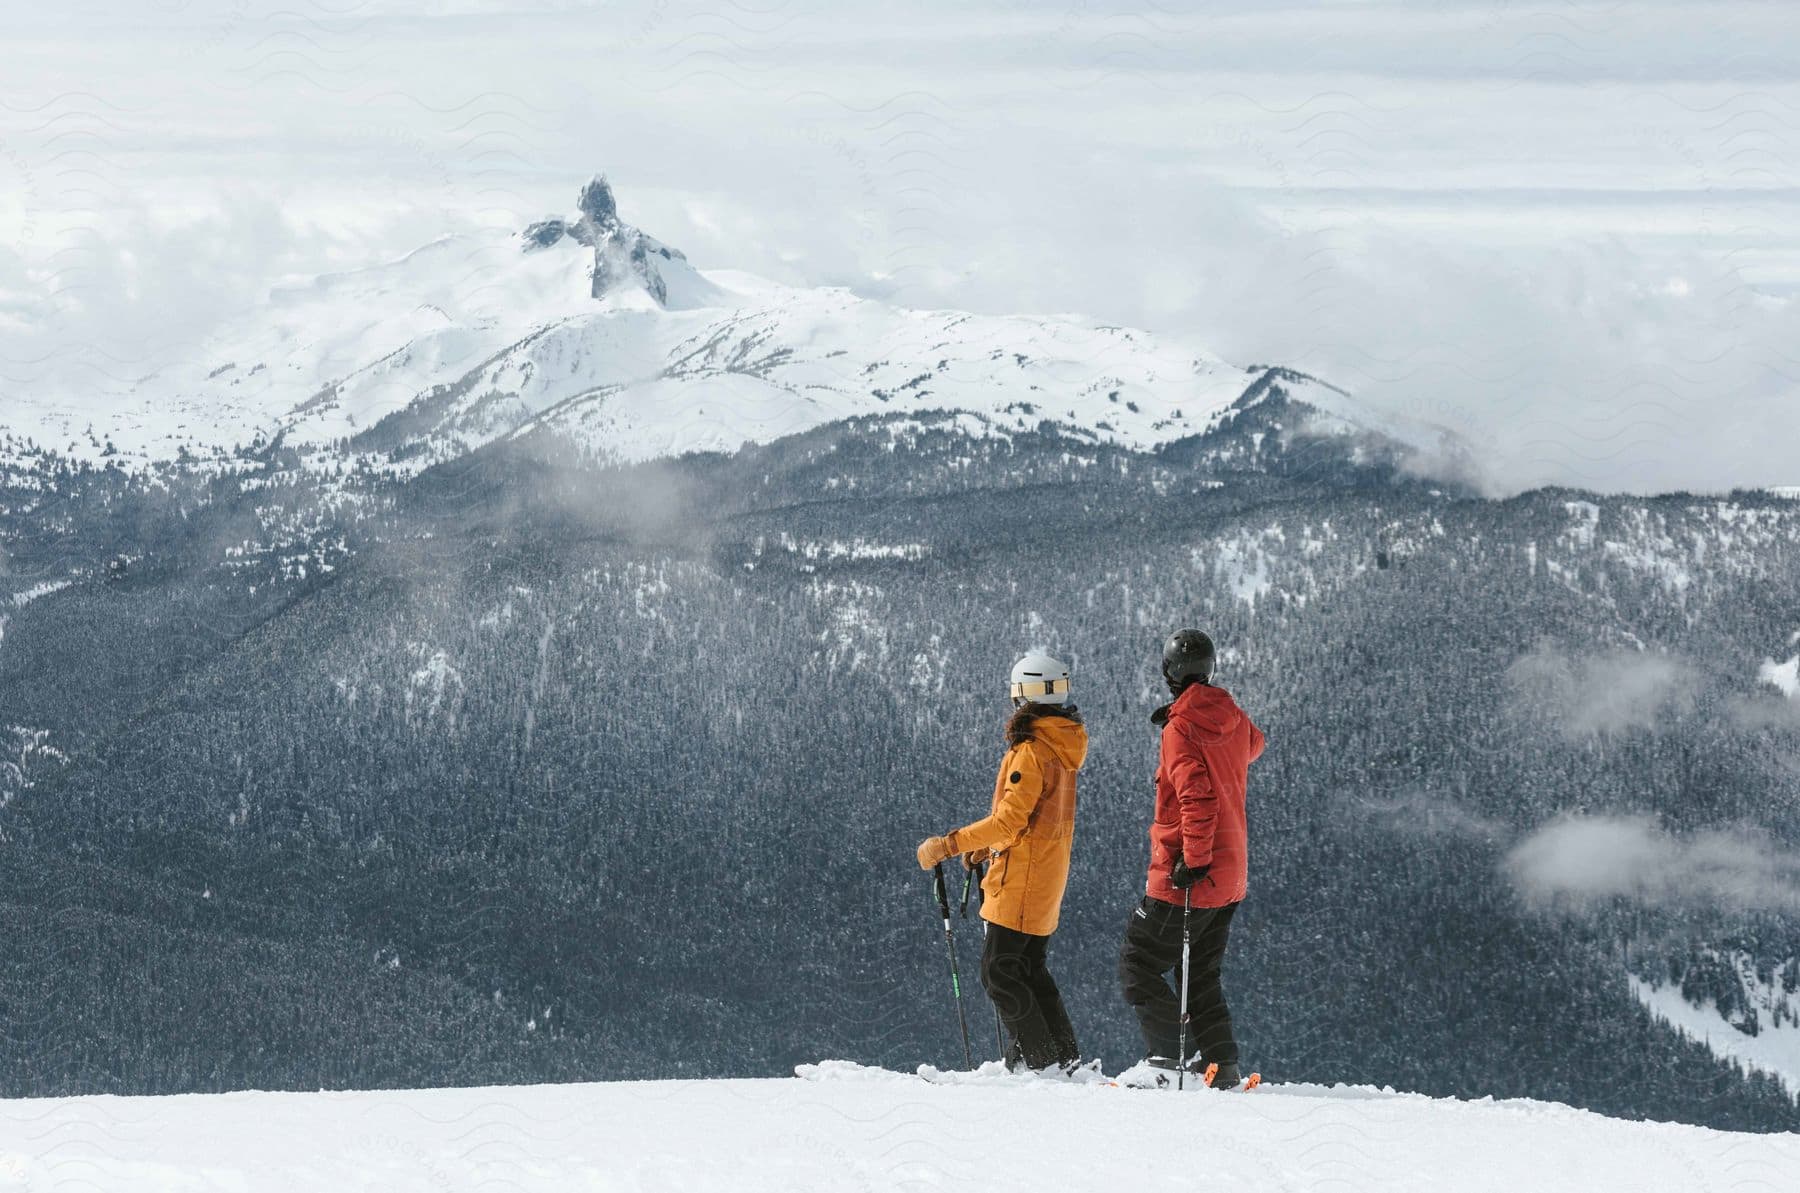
[1,1064,1794,1192]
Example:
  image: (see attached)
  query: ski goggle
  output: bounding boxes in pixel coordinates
[1009,677,1068,700]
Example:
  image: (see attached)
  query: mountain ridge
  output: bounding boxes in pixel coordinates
[0,176,1465,486]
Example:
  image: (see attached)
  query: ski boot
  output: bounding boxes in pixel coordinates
[1204,1060,1242,1090]
[1054,1057,1109,1084]
[1114,1056,1181,1088]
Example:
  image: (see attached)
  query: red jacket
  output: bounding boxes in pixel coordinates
[1145,683,1264,909]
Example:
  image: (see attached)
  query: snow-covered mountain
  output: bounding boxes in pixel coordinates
[0,176,1461,476]
[1,1064,1793,1192]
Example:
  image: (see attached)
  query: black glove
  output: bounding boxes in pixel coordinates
[1170,856,1211,890]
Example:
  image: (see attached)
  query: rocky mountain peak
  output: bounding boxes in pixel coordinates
[521,174,684,306]
[577,175,619,227]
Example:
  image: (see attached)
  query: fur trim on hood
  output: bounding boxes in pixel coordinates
[1007,702,1083,747]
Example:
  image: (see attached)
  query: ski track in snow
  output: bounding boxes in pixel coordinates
[0,1066,1795,1192]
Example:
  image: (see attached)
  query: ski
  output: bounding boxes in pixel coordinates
[1102,1064,1264,1090]
[799,1060,1260,1090]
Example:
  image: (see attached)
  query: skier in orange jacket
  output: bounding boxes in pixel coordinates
[916,651,1088,1071]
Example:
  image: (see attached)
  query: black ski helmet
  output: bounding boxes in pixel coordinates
[1161,629,1216,692]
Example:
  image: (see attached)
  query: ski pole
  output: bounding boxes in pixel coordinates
[1177,884,1192,1091]
[931,862,975,1069]
[962,860,1005,1058]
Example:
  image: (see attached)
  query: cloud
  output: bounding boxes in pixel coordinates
[1360,790,1507,843]
[1506,814,1800,913]
[1727,693,1800,732]
[1504,644,1694,737]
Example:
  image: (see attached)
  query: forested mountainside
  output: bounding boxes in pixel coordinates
[1,385,1796,1130]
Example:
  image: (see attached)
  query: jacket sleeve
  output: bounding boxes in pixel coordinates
[1249,719,1266,764]
[1165,719,1219,868]
[947,744,1045,855]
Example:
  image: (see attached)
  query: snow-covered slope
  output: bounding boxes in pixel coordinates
[0,1066,1792,1192]
[1632,959,1800,1098]
[0,176,1456,473]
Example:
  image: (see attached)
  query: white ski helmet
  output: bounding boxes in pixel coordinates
[1009,651,1071,706]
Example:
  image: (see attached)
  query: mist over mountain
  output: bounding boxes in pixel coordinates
[1,181,1797,1131]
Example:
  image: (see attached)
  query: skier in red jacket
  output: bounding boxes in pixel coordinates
[1119,629,1265,1088]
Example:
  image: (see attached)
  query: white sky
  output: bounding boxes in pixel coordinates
[2,0,1797,493]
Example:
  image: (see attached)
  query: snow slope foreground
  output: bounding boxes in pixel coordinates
[0,1065,1793,1192]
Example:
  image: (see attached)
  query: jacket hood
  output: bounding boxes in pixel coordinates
[1007,704,1089,770]
[1151,683,1243,740]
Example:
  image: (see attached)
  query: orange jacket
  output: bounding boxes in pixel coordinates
[946,707,1088,937]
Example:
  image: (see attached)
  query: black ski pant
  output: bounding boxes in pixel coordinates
[981,921,1080,1069]
[1118,895,1239,1065]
